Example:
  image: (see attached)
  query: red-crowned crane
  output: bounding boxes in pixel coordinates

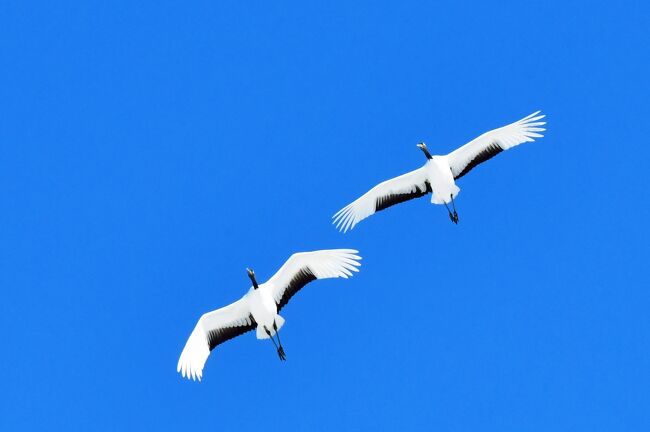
[333,111,546,231]
[177,249,362,381]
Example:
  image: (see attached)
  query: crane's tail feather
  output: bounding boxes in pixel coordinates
[256,315,286,339]
[431,185,460,204]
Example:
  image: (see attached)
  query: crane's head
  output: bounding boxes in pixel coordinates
[246,268,259,289]
[417,142,433,160]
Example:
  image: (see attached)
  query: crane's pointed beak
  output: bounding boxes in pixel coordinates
[417,142,433,160]
[246,268,259,289]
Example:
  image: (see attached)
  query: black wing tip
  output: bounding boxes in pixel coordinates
[374,182,431,212]
[454,143,503,180]
[206,315,257,351]
[276,267,317,311]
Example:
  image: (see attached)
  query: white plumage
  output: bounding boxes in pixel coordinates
[177,249,362,381]
[333,111,546,231]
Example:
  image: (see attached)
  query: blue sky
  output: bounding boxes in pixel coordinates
[1,1,649,430]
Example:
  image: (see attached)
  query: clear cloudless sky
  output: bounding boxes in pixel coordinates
[1,1,649,430]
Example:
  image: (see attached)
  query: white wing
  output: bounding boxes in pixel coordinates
[447,111,546,180]
[177,297,255,381]
[333,167,430,233]
[265,249,362,310]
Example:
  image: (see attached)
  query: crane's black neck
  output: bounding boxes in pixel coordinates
[248,270,259,289]
[418,144,433,160]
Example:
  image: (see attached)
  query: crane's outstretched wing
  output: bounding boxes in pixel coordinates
[266,249,362,311]
[333,167,430,233]
[447,111,546,180]
[177,297,256,381]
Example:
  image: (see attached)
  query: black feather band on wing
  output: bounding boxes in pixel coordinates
[375,182,432,212]
[207,315,257,351]
[454,142,503,180]
[276,267,317,311]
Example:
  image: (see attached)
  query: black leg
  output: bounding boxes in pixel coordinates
[264,325,286,361]
[443,201,457,224]
[273,321,286,360]
[450,194,459,224]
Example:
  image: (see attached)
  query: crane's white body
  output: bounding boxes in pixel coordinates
[425,156,460,204]
[246,285,285,339]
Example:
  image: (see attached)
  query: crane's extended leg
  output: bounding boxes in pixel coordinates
[264,326,286,361]
[443,201,458,224]
[450,194,459,224]
[273,321,286,360]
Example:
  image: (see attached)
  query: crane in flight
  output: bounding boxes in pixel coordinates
[177,249,362,381]
[333,111,546,231]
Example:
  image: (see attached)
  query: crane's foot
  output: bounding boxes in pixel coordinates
[277,346,287,361]
[449,194,459,224]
